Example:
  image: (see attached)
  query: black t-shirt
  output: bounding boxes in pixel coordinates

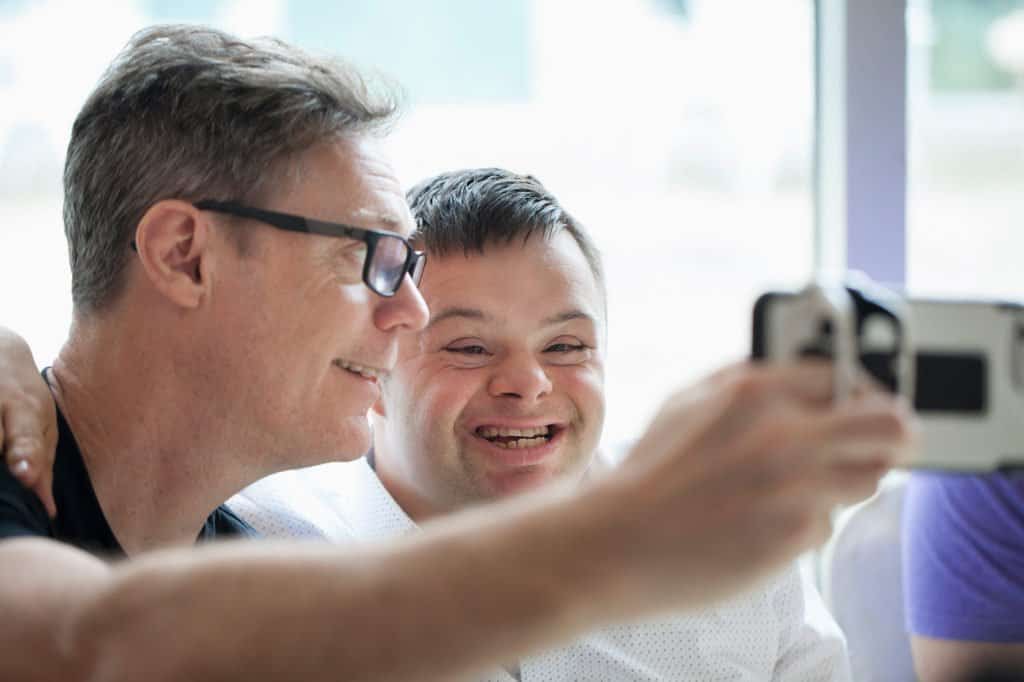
[0,400,256,555]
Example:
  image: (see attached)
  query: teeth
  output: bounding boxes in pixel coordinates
[490,436,549,449]
[336,359,381,380]
[478,425,551,439]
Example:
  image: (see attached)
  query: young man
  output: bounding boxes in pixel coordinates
[230,168,851,680]
[0,24,916,682]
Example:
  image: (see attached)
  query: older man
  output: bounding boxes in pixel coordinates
[231,168,852,681]
[0,24,915,682]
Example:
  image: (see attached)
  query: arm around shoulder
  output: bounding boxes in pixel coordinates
[0,326,57,517]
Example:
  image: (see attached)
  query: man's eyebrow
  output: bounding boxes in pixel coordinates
[427,307,492,329]
[333,205,401,232]
[542,309,597,327]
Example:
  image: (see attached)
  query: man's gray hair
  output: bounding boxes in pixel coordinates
[64,24,400,311]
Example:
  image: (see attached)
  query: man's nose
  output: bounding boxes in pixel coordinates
[373,273,430,334]
[488,353,553,403]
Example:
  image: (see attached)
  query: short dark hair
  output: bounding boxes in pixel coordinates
[405,168,605,293]
[64,24,400,311]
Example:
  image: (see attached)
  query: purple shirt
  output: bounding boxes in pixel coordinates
[903,472,1024,642]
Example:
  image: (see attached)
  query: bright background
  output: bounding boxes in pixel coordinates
[908,0,1024,300]
[1,0,1021,448]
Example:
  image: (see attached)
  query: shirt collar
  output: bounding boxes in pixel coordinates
[324,451,418,541]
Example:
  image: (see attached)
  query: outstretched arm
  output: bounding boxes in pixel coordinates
[0,492,620,682]
[0,361,916,681]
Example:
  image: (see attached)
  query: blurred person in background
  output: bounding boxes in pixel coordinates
[904,9,1024,680]
[903,472,1024,681]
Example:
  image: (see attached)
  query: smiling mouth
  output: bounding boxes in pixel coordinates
[474,425,560,449]
[333,359,384,381]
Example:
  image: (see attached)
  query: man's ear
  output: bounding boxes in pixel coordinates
[133,200,212,309]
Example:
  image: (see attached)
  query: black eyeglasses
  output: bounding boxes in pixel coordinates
[192,199,425,297]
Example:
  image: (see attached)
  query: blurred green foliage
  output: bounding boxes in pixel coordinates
[137,0,529,105]
[931,0,1024,91]
[286,0,529,105]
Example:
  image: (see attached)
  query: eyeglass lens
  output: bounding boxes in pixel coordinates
[409,253,426,286]
[369,235,411,294]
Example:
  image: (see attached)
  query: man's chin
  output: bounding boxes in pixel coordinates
[483,465,560,498]
[294,415,371,467]
[336,416,373,459]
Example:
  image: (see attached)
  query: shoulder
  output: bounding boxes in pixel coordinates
[904,472,1024,641]
[765,562,850,681]
[207,503,259,538]
[904,472,1024,557]
[228,461,367,541]
[541,564,837,680]
[906,471,1024,523]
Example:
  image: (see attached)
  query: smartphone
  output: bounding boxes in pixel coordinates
[753,285,1024,472]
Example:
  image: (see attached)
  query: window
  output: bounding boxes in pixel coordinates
[0,0,815,446]
[907,0,1024,299]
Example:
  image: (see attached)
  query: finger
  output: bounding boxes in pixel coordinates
[819,457,891,507]
[662,360,849,434]
[740,442,889,512]
[14,410,59,519]
[36,411,58,519]
[720,389,910,479]
[848,368,893,398]
[817,394,918,465]
[32,474,57,520]
[3,409,45,479]
[758,393,913,472]
[3,430,40,490]
[6,438,41,488]
[745,357,900,407]
[764,503,835,558]
[724,360,839,408]
[2,401,57,516]
[770,456,888,524]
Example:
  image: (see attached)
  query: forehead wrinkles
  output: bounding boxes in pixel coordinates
[348,139,405,192]
[424,306,503,336]
[304,136,413,232]
[353,171,414,236]
[358,152,403,193]
[423,269,596,332]
[424,302,599,344]
[350,206,402,229]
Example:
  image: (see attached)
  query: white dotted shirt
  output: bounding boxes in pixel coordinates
[228,459,851,681]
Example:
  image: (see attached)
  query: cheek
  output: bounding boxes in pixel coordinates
[558,366,606,426]
[315,284,374,331]
[277,265,371,329]
[392,364,483,434]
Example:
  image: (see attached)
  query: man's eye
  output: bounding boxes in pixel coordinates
[545,343,587,354]
[333,243,367,283]
[446,345,490,356]
[345,243,368,266]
